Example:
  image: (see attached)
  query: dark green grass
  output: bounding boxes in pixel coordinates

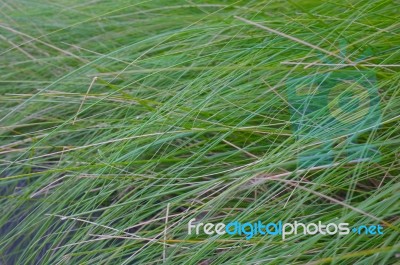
[0,0,399,264]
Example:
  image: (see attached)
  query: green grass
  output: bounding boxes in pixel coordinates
[0,0,399,264]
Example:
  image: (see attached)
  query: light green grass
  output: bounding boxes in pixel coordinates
[0,0,399,264]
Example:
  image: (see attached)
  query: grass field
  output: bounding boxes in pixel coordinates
[0,0,399,264]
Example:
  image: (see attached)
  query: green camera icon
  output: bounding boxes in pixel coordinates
[287,66,381,168]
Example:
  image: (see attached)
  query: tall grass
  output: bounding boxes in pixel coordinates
[0,0,399,264]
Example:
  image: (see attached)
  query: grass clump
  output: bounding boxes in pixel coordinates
[0,0,399,264]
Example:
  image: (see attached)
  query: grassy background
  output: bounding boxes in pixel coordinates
[0,0,399,264]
